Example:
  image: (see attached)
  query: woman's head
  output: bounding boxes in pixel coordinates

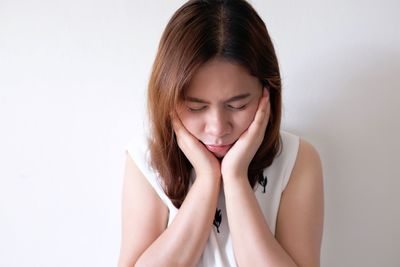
[147,0,282,207]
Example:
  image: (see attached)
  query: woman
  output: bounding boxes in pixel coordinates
[118,1,324,266]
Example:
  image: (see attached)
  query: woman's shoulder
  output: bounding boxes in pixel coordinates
[124,134,177,211]
[278,130,321,164]
[283,131,323,192]
[293,137,323,183]
[297,138,321,165]
[274,131,322,191]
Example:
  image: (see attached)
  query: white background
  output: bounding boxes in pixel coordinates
[1,0,399,266]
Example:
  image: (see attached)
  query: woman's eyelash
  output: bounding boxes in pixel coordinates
[227,104,247,110]
[187,106,207,112]
[187,104,247,112]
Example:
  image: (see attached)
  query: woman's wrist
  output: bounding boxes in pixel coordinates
[222,173,250,189]
[195,173,222,189]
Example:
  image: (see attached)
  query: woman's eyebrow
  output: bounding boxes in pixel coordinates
[225,93,251,102]
[184,93,251,104]
[184,96,209,104]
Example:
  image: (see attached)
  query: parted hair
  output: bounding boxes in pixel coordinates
[147,0,282,208]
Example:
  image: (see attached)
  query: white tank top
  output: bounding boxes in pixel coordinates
[126,130,300,267]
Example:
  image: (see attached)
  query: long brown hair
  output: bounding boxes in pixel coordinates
[147,0,282,208]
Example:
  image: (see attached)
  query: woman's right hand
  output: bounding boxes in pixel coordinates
[171,112,221,180]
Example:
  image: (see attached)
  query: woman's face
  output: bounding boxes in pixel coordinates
[176,58,264,158]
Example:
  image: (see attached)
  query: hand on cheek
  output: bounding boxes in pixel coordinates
[171,112,222,180]
[221,87,271,180]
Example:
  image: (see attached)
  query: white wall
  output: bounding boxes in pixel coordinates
[0,0,399,266]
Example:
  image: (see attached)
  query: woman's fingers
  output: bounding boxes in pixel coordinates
[171,112,189,149]
[171,111,221,179]
[248,88,270,139]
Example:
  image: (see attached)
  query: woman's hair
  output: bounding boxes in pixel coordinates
[147,0,282,208]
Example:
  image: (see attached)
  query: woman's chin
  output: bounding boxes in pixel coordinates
[213,152,226,159]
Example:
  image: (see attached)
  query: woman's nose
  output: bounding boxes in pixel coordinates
[204,109,231,138]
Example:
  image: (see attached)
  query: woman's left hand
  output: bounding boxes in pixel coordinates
[221,87,271,180]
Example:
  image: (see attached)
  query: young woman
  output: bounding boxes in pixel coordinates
[118,1,324,266]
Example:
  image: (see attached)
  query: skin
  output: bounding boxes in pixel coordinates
[118,58,324,267]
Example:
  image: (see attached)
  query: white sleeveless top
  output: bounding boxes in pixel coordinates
[126,130,300,267]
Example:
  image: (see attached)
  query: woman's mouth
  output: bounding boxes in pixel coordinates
[205,144,233,154]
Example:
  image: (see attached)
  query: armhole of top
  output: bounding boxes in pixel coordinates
[280,132,301,192]
[124,141,173,209]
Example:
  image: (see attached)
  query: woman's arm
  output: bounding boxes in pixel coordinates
[117,152,220,267]
[275,139,324,266]
[223,139,324,267]
[117,152,169,266]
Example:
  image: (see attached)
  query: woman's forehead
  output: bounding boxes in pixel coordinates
[185,59,261,97]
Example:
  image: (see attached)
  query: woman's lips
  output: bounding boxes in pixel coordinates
[205,144,233,154]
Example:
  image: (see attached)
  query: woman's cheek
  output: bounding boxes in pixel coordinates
[240,105,258,130]
[179,113,203,137]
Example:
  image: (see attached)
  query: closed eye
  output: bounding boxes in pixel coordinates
[187,105,207,112]
[227,104,247,110]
